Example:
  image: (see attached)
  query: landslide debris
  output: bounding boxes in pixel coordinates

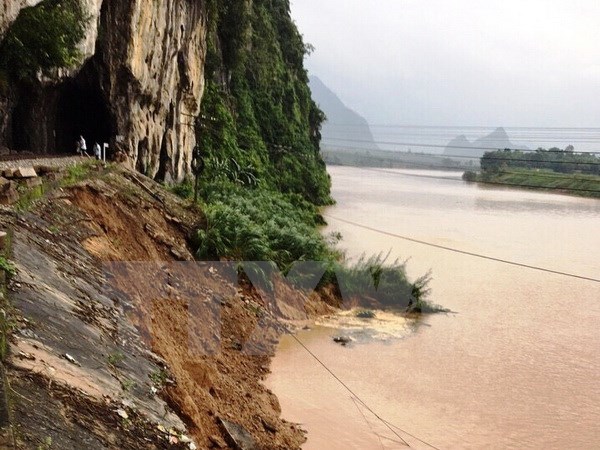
[0,166,313,449]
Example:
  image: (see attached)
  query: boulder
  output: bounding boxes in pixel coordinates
[19,177,42,188]
[218,418,257,450]
[0,177,11,191]
[333,336,352,346]
[14,167,37,179]
[0,189,19,205]
[34,165,60,176]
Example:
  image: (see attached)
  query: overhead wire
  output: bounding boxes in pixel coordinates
[288,332,442,449]
[322,144,600,167]
[323,137,600,154]
[323,214,600,284]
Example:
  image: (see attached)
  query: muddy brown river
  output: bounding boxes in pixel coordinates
[266,166,600,449]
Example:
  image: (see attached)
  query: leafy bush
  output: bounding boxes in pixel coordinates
[170,178,195,199]
[196,182,330,271]
[199,0,332,205]
[0,0,89,81]
[334,254,432,310]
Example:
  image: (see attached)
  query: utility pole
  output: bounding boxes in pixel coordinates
[191,144,205,203]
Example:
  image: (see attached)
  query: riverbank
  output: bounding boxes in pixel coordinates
[0,163,333,449]
[464,168,600,198]
[0,160,441,449]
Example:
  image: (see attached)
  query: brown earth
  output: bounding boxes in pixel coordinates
[1,165,335,449]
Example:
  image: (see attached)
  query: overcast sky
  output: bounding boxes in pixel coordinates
[291,0,600,128]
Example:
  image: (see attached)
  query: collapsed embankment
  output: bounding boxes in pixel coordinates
[0,163,334,449]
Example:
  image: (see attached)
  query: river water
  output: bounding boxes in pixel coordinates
[266,166,600,449]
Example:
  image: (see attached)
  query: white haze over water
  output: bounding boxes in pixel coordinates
[292,0,600,152]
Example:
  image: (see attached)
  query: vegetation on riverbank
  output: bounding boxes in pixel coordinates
[463,148,600,198]
[173,179,436,312]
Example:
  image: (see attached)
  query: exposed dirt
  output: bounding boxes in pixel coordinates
[2,166,333,449]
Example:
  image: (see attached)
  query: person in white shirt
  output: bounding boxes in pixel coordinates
[94,142,101,160]
[79,135,88,156]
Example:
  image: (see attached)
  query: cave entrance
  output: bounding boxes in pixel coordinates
[9,59,113,155]
[54,73,112,154]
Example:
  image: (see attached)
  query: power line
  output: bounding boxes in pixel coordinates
[322,144,600,167]
[321,130,600,143]
[351,397,391,449]
[324,124,600,131]
[324,214,600,284]
[288,332,442,449]
[324,137,600,155]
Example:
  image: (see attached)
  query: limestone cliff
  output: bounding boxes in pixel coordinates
[0,0,207,181]
[0,0,42,34]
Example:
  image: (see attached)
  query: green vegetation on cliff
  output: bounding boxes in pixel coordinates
[200,0,331,205]
[0,0,88,81]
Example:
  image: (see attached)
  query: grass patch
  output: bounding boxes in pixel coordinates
[334,253,431,310]
[61,162,95,186]
[149,368,169,387]
[0,257,16,279]
[14,184,45,212]
[107,351,125,367]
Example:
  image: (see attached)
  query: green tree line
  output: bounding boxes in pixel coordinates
[481,147,600,175]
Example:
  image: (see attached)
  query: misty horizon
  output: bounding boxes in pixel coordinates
[292,0,600,133]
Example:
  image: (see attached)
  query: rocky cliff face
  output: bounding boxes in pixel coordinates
[0,0,42,34]
[0,0,207,181]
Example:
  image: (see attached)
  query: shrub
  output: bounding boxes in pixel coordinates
[195,182,330,271]
[0,0,89,81]
[462,170,478,182]
[334,253,432,310]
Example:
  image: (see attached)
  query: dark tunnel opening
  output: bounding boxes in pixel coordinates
[10,59,113,155]
[55,73,112,155]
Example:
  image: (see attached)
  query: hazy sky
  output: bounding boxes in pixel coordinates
[291,0,600,128]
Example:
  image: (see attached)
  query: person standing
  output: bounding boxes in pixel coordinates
[94,142,101,160]
[79,135,88,156]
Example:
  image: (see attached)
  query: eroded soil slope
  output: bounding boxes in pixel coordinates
[3,167,314,449]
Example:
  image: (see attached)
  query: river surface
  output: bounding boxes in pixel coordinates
[266,166,600,449]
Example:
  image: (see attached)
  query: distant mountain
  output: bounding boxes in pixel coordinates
[309,76,380,151]
[444,127,528,157]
